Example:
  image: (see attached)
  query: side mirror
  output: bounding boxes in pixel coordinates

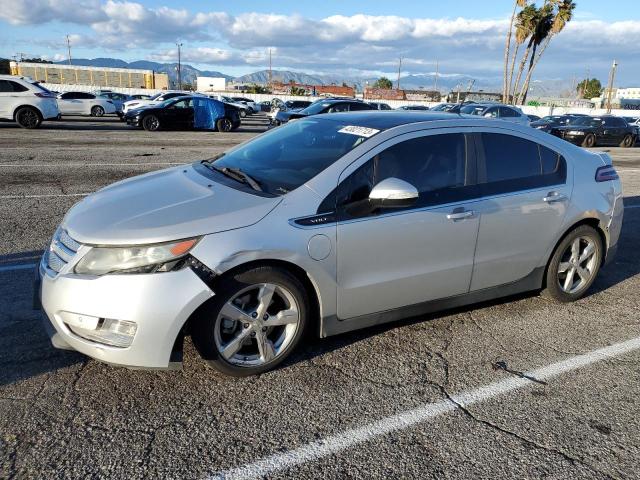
[368,177,419,209]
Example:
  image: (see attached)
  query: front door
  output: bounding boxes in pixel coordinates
[335,131,480,319]
[470,131,571,291]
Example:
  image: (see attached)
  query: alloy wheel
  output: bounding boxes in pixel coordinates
[557,236,598,294]
[213,283,300,367]
[18,109,39,128]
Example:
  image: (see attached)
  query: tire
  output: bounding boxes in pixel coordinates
[542,225,603,302]
[91,105,105,117]
[620,134,634,148]
[192,265,310,376]
[142,114,160,131]
[231,119,240,131]
[216,117,233,132]
[15,107,42,129]
[582,133,596,148]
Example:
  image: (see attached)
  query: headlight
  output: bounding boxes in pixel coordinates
[74,238,199,276]
[566,130,586,135]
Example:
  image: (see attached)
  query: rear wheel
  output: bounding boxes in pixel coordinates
[542,225,602,302]
[192,266,309,376]
[15,107,42,129]
[91,105,105,117]
[620,134,634,148]
[216,117,233,132]
[142,114,160,131]
[582,133,596,148]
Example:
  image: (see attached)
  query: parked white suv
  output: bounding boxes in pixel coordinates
[56,92,116,116]
[0,75,59,128]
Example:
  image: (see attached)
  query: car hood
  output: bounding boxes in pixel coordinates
[62,164,282,245]
[126,105,159,116]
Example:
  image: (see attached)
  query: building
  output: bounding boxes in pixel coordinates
[446,91,502,103]
[9,61,168,90]
[404,89,442,102]
[196,76,227,92]
[364,87,406,101]
[616,87,640,100]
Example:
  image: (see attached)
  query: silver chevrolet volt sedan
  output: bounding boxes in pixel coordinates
[39,112,623,376]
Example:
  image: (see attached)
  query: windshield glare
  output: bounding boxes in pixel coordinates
[210,119,371,195]
[300,102,331,115]
[460,105,486,115]
[571,117,603,127]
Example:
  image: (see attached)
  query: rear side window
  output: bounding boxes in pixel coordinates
[349,102,373,111]
[499,107,518,118]
[478,133,566,195]
[0,80,29,92]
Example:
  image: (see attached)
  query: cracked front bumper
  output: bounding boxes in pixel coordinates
[39,264,214,369]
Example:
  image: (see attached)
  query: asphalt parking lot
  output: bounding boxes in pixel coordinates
[1,114,640,479]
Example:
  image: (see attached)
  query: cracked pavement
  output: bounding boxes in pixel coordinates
[1,116,639,479]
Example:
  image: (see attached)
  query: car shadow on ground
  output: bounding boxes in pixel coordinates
[2,196,638,385]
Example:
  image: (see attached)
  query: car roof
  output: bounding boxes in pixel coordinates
[312,111,462,130]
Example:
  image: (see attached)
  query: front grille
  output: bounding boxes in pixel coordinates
[44,228,82,277]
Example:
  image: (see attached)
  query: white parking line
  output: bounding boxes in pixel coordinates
[0,193,89,199]
[211,335,640,480]
[0,263,36,272]
[0,163,183,167]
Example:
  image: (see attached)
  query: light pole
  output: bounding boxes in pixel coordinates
[66,35,72,65]
[176,42,183,89]
[605,59,618,114]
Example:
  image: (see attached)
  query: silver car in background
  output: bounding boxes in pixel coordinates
[460,103,530,125]
[39,112,623,376]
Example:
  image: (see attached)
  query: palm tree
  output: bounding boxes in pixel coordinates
[510,4,540,103]
[506,4,537,102]
[503,0,529,102]
[518,0,576,104]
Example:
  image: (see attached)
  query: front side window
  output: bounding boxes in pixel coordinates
[478,133,566,195]
[324,133,471,220]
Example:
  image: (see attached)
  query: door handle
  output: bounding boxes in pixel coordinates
[447,210,475,220]
[543,192,567,203]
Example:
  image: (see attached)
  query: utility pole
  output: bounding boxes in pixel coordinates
[268,48,272,91]
[434,60,439,92]
[397,57,402,90]
[66,35,72,65]
[605,59,618,114]
[176,42,183,89]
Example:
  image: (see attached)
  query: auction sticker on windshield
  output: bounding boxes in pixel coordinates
[338,126,380,138]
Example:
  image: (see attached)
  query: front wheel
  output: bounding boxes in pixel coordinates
[582,133,596,148]
[142,114,160,131]
[15,107,42,129]
[91,105,105,117]
[620,134,634,148]
[542,225,603,302]
[193,266,310,376]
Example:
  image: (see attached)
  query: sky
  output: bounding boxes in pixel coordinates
[1,0,639,85]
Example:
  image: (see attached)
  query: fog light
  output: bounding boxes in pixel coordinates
[66,317,137,348]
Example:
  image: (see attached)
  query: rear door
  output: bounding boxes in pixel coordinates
[470,131,571,291]
[0,80,20,117]
[335,130,480,319]
[58,92,82,114]
[602,117,625,144]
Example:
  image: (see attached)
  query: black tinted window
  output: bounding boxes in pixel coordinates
[61,92,78,99]
[329,103,349,113]
[478,133,566,194]
[78,92,95,99]
[0,80,13,92]
[376,134,467,193]
[481,134,540,182]
[499,107,518,118]
[349,102,373,111]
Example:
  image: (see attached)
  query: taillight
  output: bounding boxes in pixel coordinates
[34,92,54,98]
[595,165,618,182]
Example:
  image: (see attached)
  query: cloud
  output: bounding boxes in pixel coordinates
[2,1,640,82]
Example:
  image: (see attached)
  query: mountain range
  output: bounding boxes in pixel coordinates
[51,58,569,96]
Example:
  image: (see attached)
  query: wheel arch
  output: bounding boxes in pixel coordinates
[183,258,323,339]
[12,104,44,120]
[541,217,607,289]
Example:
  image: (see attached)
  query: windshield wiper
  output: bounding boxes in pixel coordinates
[210,165,262,192]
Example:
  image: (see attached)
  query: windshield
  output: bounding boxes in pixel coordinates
[460,105,487,115]
[148,93,162,101]
[299,102,332,115]
[571,117,603,127]
[209,118,374,195]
